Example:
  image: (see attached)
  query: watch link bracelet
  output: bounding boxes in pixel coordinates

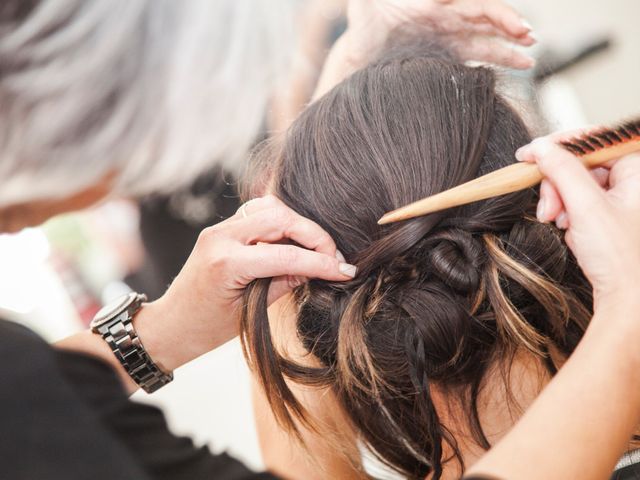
[90,292,173,393]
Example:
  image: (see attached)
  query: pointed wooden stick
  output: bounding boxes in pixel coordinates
[378,135,640,225]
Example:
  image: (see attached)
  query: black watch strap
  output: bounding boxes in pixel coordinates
[92,293,173,393]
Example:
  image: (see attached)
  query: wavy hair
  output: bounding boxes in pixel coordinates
[241,41,592,479]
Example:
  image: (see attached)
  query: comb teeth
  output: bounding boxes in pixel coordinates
[584,135,604,149]
[624,121,640,136]
[560,140,587,155]
[593,131,615,146]
[560,117,640,157]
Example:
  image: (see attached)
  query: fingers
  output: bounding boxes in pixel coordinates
[463,22,535,46]
[518,139,608,224]
[238,243,356,283]
[479,0,531,38]
[538,179,564,223]
[459,37,534,69]
[608,153,640,201]
[227,206,338,256]
[219,195,358,285]
[538,168,609,223]
[459,0,533,40]
[225,195,338,256]
[435,0,535,68]
[231,195,275,219]
[198,194,358,307]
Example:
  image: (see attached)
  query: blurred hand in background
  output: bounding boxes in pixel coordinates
[347,0,536,69]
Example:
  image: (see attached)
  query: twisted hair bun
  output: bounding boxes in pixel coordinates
[425,229,485,293]
[240,39,592,479]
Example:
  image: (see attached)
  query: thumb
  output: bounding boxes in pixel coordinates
[525,138,608,225]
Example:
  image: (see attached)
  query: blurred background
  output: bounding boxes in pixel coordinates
[1,0,638,471]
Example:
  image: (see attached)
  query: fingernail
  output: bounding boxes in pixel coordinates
[536,198,547,222]
[515,147,526,161]
[556,212,568,229]
[521,19,533,31]
[339,263,357,278]
[528,32,538,43]
[335,249,346,262]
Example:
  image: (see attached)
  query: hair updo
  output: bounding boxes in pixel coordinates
[240,40,592,479]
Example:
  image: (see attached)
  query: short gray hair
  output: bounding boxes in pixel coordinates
[0,0,297,206]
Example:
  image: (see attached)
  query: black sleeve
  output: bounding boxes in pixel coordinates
[0,319,150,480]
[55,340,278,480]
[611,463,640,479]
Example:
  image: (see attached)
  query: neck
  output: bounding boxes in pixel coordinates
[433,350,640,479]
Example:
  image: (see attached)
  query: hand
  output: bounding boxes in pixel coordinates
[464,140,640,480]
[346,0,536,69]
[139,195,357,371]
[516,138,640,306]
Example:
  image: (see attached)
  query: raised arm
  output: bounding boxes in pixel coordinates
[56,195,357,394]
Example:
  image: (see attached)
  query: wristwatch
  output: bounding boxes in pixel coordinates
[90,292,173,393]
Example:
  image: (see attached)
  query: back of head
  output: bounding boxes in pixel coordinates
[241,40,592,479]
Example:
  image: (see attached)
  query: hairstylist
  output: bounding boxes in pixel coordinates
[0,1,535,479]
[465,140,640,479]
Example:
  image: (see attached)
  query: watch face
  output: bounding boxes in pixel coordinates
[90,293,136,329]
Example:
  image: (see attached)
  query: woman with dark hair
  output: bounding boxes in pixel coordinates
[240,41,639,479]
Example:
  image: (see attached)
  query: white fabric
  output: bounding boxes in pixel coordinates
[359,442,405,480]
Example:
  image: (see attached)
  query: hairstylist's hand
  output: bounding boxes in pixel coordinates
[465,142,640,480]
[138,195,357,372]
[516,139,640,305]
[347,0,536,69]
[313,0,535,99]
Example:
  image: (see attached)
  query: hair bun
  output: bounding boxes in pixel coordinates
[425,229,485,293]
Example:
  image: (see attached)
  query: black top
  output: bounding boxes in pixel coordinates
[0,319,276,480]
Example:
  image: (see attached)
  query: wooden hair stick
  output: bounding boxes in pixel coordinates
[378,118,640,225]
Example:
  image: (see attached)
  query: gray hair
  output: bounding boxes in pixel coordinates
[0,0,297,206]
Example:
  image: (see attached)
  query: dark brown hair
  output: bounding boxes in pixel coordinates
[240,41,592,479]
